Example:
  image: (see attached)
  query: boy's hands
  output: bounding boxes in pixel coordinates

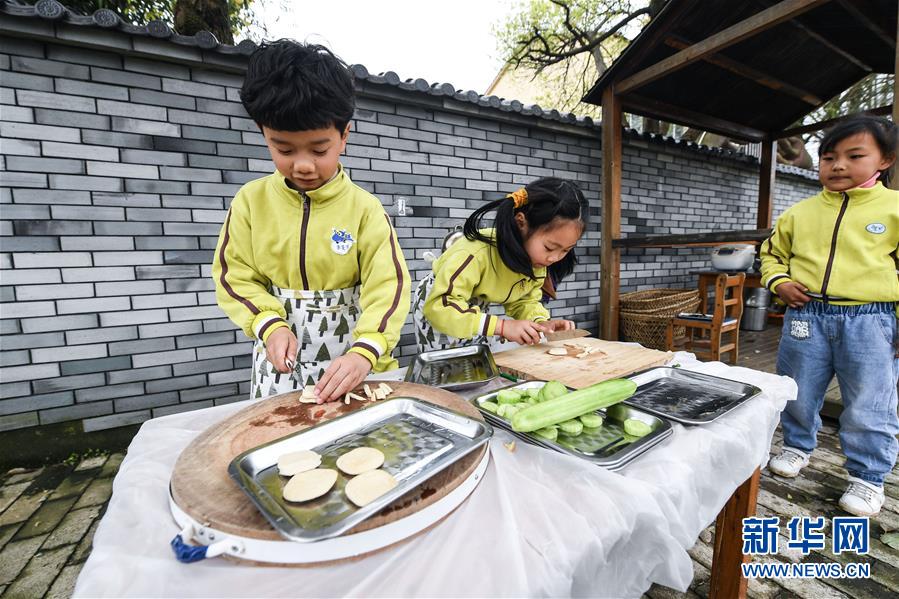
[776,281,811,309]
[542,319,575,332]
[315,352,372,404]
[265,327,298,374]
[499,319,546,345]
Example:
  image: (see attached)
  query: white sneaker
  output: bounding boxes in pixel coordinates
[839,477,885,517]
[768,447,810,477]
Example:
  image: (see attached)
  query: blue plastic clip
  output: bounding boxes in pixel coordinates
[170,533,208,563]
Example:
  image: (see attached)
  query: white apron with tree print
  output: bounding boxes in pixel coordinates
[251,285,359,399]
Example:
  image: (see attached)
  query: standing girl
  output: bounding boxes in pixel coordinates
[413,177,588,351]
[761,116,898,516]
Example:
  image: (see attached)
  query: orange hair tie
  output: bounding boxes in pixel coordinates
[508,188,528,208]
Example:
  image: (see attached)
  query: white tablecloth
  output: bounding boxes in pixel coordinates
[74,352,796,598]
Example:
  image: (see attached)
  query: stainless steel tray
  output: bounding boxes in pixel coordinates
[472,381,673,471]
[624,367,762,425]
[228,398,492,542]
[404,344,499,390]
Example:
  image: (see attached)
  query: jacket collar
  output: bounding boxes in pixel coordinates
[820,181,886,207]
[270,164,349,206]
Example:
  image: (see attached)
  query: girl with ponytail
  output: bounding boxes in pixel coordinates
[412,177,588,352]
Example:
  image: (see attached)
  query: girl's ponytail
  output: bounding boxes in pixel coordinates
[462,177,587,281]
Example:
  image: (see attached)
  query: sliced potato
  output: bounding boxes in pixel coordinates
[547,347,568,356]
[299,385,318,404]
[283,468,337,502]
[345,469,398,507]
[277,450,322,476]
[336,447,385,475]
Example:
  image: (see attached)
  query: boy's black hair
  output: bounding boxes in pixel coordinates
[819,116,898,184]
[240,39,355,132]
[463,177,588,282]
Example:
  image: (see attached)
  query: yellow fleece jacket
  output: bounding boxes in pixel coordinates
[423,231,551,339]
[760,182,899,316]
[211,165,411,370]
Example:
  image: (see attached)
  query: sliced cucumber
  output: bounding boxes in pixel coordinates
[623,418,652,438]
[579,413,603,428]
[558,419,584,436]
[534,426,558,441]
[480,401,499,414]
[497,389,523,404]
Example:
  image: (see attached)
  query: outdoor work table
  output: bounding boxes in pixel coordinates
[73,351,796,598]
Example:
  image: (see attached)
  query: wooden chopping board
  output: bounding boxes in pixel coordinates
[170,381,487,565]
[494,337,672,389]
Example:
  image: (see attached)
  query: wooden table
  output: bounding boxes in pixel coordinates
[689,269,763,289]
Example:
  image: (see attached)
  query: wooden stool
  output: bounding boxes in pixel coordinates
[666,273,746,364]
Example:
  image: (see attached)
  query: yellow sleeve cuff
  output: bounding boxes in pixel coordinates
[767,275,792,294]
[253,312,289,343]
[348,343,378,368]
[482,314,499,337]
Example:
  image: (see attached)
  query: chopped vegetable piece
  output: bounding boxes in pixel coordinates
[512,379,638,432]
[547,348,568,356]
[559,419,583,436]
[579,413,603,428]
[534,426,558,441]
[480,401,499,414]
[497,389,523,404]
[503,441,517,453]
[623,418,652,438]
[538,380,567,402]
[527,388,541,400]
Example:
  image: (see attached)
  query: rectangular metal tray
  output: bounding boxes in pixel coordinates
[228,398,492,542]
[404,344,499,390]
[472,381,673,471]
[624,367,762,425]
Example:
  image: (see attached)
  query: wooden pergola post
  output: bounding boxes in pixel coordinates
[600,87,623,341]
[757,138,777,229]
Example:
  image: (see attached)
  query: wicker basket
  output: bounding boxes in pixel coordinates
[619,289,701,350]
[619,288,701,313]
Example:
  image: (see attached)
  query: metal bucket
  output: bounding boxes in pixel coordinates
[741,306,768,331]
[744,287,770,308]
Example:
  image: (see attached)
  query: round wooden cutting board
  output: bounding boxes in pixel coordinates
[170,381,487,563]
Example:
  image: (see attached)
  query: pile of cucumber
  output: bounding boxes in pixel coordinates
[479,379,651,443]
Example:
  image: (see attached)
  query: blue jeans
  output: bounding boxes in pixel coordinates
[776,301,898,485]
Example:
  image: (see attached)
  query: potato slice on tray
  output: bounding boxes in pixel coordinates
[336,447,385,476]
[345,469,398,507]
[283,468,338,502]
[277,450,322,476]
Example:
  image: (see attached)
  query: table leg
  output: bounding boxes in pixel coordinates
[709,467,760,599]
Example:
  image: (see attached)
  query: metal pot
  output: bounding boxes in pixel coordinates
[441,226,465,252]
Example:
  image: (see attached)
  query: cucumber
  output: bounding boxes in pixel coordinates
[497,389,523,404]
[623,418,652,438]
[579,413,603,428]
[480,401,499,414]
[511,379,638,433]
[527,388,541,400]
[534,426,558,441]
[559,419,583,436]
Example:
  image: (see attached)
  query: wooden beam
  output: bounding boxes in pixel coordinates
[892,14,899,191]
[777,104,893,138]
[664,35,821,105]
[837,0,895,47]
[709,468,761,599]
[600,87,622,341]
[757,139,776,229]
[750,0,872,71]
[613,229,773,249]
[622,94,766,141]
[617,0,832,94]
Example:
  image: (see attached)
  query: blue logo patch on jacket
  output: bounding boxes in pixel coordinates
[865,223,886,234]
[330,228,355,255]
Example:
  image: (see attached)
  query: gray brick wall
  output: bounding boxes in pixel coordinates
[0,30,820,433]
